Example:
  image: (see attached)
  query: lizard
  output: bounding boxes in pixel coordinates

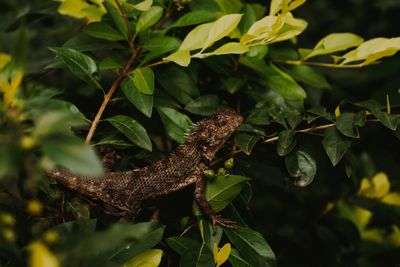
[47,108,243,229]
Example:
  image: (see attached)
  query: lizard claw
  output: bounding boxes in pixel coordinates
[212,214,237,234]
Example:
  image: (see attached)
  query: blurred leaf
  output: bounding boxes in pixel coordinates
[28,242,59,267]
[122,249,163,267]
[276,129,296,156]
[99,57,124,70]
[234,133,259,155]
[132,0,153,11]
[56,0,106,21]
[304,33,364,60]
[286,150,317,187]
[49,47,101,89]
[132,67,155,95]
[382,193,400,207]
[66,201,90,220]
[136,6,163,33]
[185,95,220,116]
[228,248,251,267]
[35,110,87,136]
[283,65,331,89]
[0,144,20,179]
[83,22,125,41]
[42,136,103,176]
[0,52,11,70]
[107,115,152,151]
[322,127,352,166]
[224,226,275,267]
[121,77,153,117]
[104,1,129,40]
[222,77,245,94]
[215,0,243,13]
[111,225,165,263]
[157,106,192,143]
[215,243,231,267]
[169,10,216,29]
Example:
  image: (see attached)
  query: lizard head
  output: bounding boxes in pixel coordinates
[189,108,243,161]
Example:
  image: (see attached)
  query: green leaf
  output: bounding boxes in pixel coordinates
[163,49,191,67]
[157,106,192,143]
[234,133,259,155]
[99,57,124,70]
[322,127,352,166]
[132,0,153,11]
[208,42,249,56]
[132,67,155,95]
[104,1,129,40]
[185,95,220,116]
[355,100,398,130]
[336,113,360,138]
[107,115,152,151]
[215,0,243,13]
[49,47,101,89]
[122,249,163,267]
[66,201,90,220]
[283,65,331,89]
[169,10,216,29]
[141,36,180,65]
[83,21,125,41]
[121,77,153,117]
[204,175,250,213]
[201,13,243,51]
[263,64,306,100]
[276,129,296,156]
[285,150,317,187]
[224,226,276,267]
[156,66,199,105]
[167,237,214,267]
[112,225,165,263]
[229,248,251,267]
[304,33,364,60]
[42,136,103,177]
[167,237,200,255]
[136,6,163,33]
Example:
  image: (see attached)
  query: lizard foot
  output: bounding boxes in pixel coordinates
[212,214,236,233]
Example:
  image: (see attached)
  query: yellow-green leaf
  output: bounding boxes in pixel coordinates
[0,52,11,70]
[28,242,59,267]
[180,23,213,51]
[213,243,218,264]
[133,0,153,11]
[382,193,400,206]
[386,94,391,114]
[56,0,106,21]
[209,42,249,55]
[123,249,163,267]
[342,37,400,65]
[163,50,191,67]
[335,105,341,117]
[201,13,243,52]
[371,172,390,198]
[216,243,231,267]
[305,33,364,60]
[269,0,283,15]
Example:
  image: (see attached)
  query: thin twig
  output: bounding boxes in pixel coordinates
[179,223,195,237]
[143,60,168,68]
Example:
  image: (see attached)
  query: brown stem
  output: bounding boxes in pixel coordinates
[85,51,137,144]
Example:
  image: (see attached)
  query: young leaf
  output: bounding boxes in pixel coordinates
[157,106,192,143]
[201,14,243,52]
[185,95,220,116]
[163,49,191,67]
[122,249,163,267]
[49,47,101,89]
[28,242,60,267]
[304,33,364,60]
[107,115,152,151]
[121,76,153,117]
[322,127,352,166]
[132,67,155,95]
[276,129,296,156]
[179,23,214,51]
[136,6,163,33]
[286,150,317,187]
[83,22,125,41]
[208,42,249,56]
[224,226,276,267]
[42,136,103,177]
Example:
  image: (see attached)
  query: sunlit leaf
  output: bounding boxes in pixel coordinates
[133,0,153,11]
[122,249,163,267]
[208,42,249,56]
[107,115,152,151]
[163,49,191,67]
[0,52,11,70]
[28,242,59,267]
[180,23,214,51]
[56,0,106,21]
[382,193,400,206]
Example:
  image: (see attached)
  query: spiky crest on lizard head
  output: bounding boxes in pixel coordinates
[184,108,243,161]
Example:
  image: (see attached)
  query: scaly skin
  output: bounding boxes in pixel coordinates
[47,108,243,229]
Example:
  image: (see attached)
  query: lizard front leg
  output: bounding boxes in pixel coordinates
[194,164,236,232]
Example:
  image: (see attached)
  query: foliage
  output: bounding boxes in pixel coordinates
[1,0,400,266]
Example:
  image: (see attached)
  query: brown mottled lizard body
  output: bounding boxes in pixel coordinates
[47,109,243,228]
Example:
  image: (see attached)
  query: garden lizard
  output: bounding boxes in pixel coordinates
[47,108,243,229]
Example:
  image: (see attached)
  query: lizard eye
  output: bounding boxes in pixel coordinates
[215,114,227,126]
